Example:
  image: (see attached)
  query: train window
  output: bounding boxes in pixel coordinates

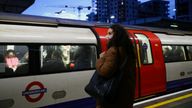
[162,45,186,62]
[0,45,28,75]
[186,46,192,61]
[40,45,97,73]
[135,34,153,64]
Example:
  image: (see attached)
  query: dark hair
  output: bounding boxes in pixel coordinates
[6,49,16,56]
[109,24,136,102]
[51,50,63,60]
[108,24,135,59]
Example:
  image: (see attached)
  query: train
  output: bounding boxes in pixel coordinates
[0,13,192,108]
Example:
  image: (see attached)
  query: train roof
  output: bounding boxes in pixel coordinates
[0,12,93,27]
[0,12,192,36]
[95,23,192,36]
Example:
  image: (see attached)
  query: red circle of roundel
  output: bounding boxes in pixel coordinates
[25,81,45,103]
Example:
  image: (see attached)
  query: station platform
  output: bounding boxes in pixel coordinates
[133,88,192,108]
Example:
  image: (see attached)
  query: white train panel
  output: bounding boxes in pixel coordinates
[165,62,192,82]
[155,33,192,45]
[0,24,96,44]
[0,70,94,108]
[155,33,192,83]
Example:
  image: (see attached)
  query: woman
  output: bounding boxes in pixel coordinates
[95,24,136,108]
[41,50,66,73]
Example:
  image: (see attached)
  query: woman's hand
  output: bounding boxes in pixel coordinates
[99,52,105,58]
[96,105,102,108]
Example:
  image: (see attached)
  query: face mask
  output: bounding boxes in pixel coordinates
[106,35,113,39]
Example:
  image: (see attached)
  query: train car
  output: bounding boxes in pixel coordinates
[0,13,192,108]
[0,13,98,108]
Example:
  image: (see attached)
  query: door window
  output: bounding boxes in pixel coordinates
[135,34,153,64]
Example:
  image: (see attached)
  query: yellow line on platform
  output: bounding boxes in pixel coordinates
[145,93,192,108]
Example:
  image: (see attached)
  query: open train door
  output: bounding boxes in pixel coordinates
[128,29,166,97]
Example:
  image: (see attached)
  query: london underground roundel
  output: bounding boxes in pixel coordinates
[22,81,47,103]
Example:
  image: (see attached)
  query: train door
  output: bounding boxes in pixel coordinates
[128,30,166,97]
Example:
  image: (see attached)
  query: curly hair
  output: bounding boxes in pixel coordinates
[108,24,135,59]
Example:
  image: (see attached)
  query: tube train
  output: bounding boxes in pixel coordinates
[0,13,192,108]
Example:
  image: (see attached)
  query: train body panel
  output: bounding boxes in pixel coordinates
[0,70,94,108]
[155,33,192,45]
[93,27,109,52]
[165,62,192,89]
[0,17,98,107]
[0,24,96,44]
[155,33,192,90]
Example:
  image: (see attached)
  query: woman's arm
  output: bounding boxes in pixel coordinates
[96,47,118,77]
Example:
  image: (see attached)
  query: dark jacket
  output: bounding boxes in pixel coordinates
[41,59,65,73]
[96,46,136,108]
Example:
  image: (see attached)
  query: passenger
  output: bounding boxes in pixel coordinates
[41,50,66,73]
[43,46,55,62]
[0,54,5,73]
[163,46,172,62]
[74,46,92,69]
[95,24,136,108]
[0,54,4,63]
[15,52,28,74]
[188,47,192,60]
[169,46,177,61]
[174,46,185,60]
[141,42,148,63]
[5,50,19,71]
[20,52,29,63]
[5,67,14,73]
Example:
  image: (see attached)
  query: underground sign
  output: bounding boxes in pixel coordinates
[22,81,47,103]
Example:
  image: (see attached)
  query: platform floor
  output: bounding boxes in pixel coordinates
[134,88,192,108]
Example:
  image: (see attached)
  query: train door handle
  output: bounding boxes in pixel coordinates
[52,90,66,99]
[0,99,14,108]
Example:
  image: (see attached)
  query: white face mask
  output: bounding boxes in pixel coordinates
[106,35,113,39]
[106,28,113,39]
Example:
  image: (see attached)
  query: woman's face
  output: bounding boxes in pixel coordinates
[106,28,113,39]
[8,52,15,58]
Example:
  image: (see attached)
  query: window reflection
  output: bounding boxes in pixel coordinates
[162,45,186,62]
[0,45,28,74]
[41,45,97,73]
[135,34,153,64]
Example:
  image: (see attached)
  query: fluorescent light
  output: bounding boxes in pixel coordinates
[170,24,178,28]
